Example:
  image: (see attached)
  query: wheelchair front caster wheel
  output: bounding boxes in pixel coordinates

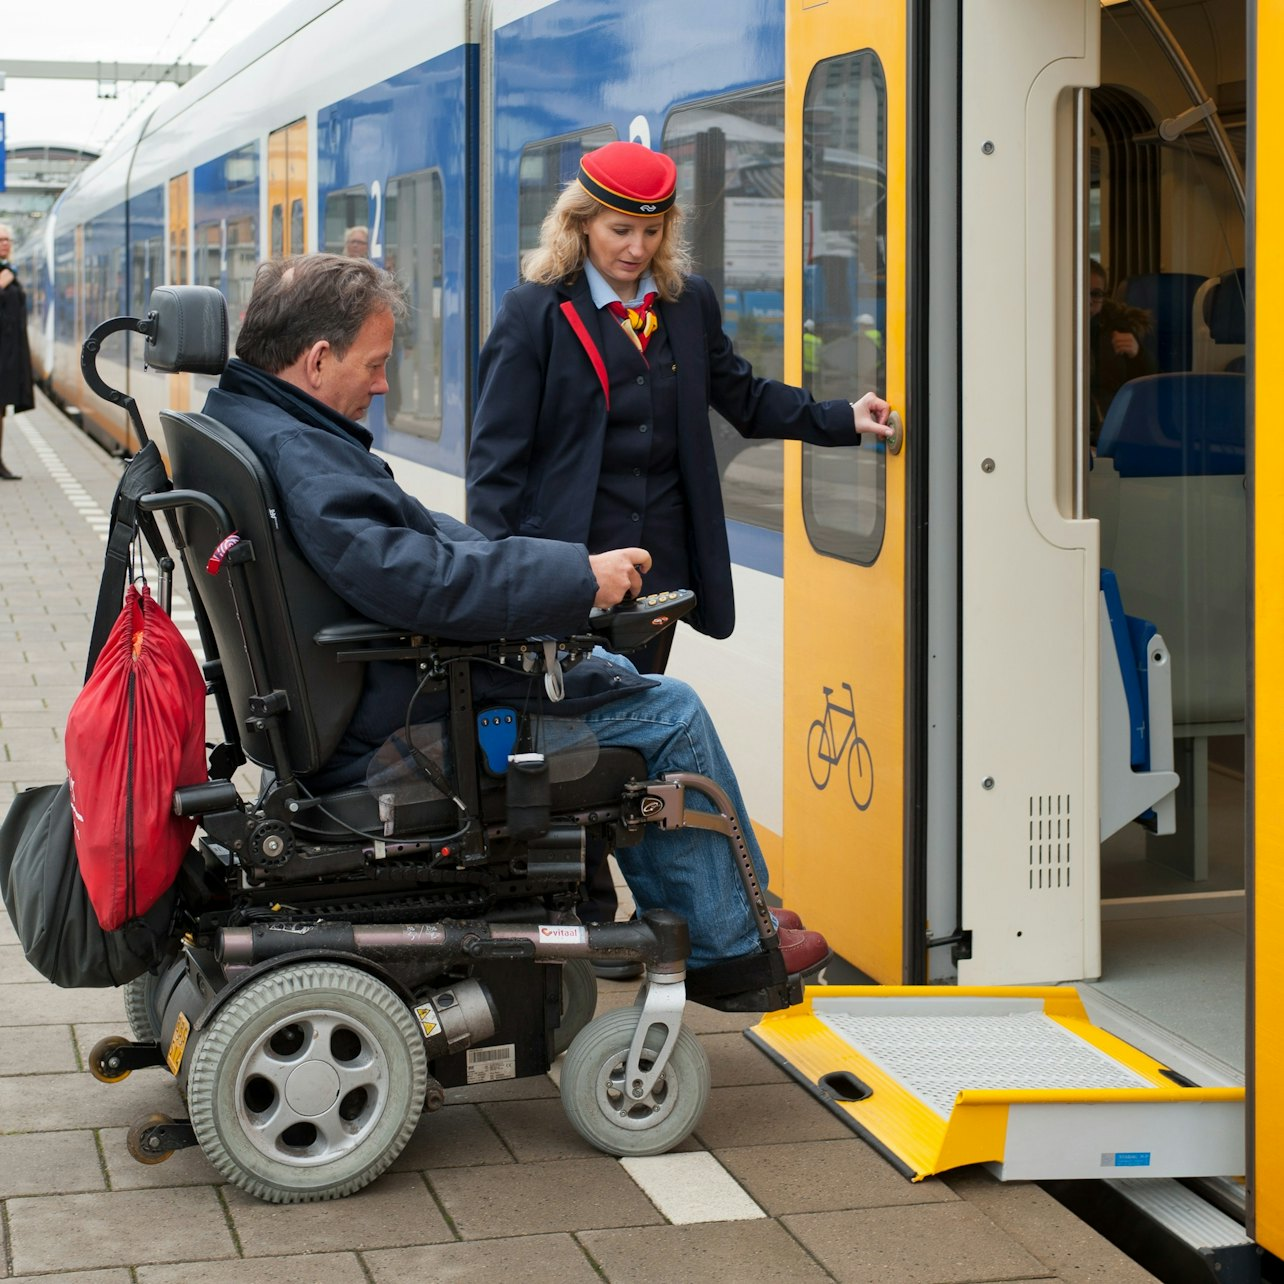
[127,1112,178,1164]
[560,1007,710,1156]
[186,961,428,1203]
[89,1035,133,1084]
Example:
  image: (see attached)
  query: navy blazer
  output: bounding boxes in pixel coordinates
[467,273,859,639]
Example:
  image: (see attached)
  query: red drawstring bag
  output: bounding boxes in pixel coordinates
[65,584,207,930]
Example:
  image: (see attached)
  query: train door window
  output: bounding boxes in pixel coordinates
[130,231,163,317]
[268,120,306,258]
[664,85,786,530]
[324,187,370,256]
[799,51,888,564]
[168,175,189,285]
[225,215,257,345]
[383,168,444,440]
[518,127,615,260]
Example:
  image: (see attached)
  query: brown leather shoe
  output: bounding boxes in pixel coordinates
[771,907,804,931]
[776,927,830,977]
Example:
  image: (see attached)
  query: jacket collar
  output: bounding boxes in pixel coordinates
[218,357,375,451]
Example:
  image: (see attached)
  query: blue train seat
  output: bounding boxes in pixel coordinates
[1118,271,1206,372]
[1099,569,1178,841]
[1192,267,1247,373]
[1095,372,1246,478]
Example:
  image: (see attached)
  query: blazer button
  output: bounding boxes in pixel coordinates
[631,512,640,522]
[636,375,646,385]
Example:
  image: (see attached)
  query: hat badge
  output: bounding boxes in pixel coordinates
[639,203,657,213]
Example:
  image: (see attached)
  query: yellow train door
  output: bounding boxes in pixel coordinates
[167,173,190,412]
[780,0,910,982]
[1252,2,1282,1259]
[268,119,309,258]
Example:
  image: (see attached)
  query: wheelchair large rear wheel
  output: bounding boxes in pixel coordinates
[123,972,163,1042]
[560,1007,709,1156]
[554,959,598,1057]
[186,962,427,1203]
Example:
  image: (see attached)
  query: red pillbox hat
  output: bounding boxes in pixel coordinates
[577,141,677,217]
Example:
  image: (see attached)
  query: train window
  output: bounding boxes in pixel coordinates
[665,85,787,531]
[324,187,370,256]
[518,127,616,259]
[270,207,284,259]
[799,50,888,566]
[383,168,445,440]
[290,200,305,257]
[130,233,163,318]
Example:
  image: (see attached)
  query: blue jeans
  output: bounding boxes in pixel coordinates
[578,656,771,967]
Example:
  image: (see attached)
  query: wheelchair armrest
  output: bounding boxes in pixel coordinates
[313,619,411,646]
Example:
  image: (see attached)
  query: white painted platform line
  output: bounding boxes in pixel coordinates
[17,415,204,651]
[620,1152,765,1224]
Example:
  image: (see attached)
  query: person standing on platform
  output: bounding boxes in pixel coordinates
[467,141,891,674]
[0,224,35,481]
[466,141,891,951]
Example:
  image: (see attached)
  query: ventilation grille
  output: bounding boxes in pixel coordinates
[1029,794,1072,890]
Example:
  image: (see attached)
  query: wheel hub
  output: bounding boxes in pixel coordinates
[284,1060,342,1116]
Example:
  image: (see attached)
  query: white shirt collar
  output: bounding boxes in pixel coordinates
[584,259,658,311]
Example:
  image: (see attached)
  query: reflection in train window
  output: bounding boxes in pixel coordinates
[324,187,370,255]
[383,169,444,441]
[130,233,163,317]
[665,84,787,531]
[800,50,888,566]
[194,217,256,349]
[518,126,616,261]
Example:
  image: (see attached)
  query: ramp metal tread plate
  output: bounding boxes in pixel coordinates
[748,986,1244,1183]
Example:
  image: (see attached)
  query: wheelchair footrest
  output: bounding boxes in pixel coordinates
[687,941,802,1013]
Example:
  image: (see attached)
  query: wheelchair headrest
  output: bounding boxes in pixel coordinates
[144,286,229,375]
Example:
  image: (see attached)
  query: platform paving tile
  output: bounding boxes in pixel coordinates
[0,981,123,1026]
[136,1253,367,1284]
[579,1218,834,1282]
[0,1132,106,1198]
[0,1068,184,1132]
[479,1094,698,1163]
[0,1023,77,1074]
[944,1169,1161,1283]
[389,1102,516,1172]
[365,1232,602,1283]
[6,1186,235,1275]
[8,1272,132,1284]
[692,1081,856,1148]
[699,1029,792,1085]
[98,1126,224,1191]
[716,1138,960,1215]
[782,1203,1054,1284]
[226,1172,451,1256]
[428,1155,663,1239]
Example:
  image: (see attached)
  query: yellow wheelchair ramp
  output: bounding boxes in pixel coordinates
[748,986,1243,1181]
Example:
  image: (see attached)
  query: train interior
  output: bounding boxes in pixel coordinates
[1085,0,1247,1079]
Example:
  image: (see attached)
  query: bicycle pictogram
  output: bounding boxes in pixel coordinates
[806,682,874,810]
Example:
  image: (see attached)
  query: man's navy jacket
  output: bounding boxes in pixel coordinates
[204,359,655,787]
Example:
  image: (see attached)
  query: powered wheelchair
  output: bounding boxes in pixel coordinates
[80,285,806,1203]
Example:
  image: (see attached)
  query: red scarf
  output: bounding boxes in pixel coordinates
[606,292,659,352]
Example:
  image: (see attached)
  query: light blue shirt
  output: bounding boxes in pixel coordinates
[584,259,658,313]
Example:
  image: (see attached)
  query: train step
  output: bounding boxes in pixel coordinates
[747,985,1244,1182]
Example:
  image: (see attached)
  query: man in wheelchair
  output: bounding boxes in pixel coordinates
[201,253,829,987]
[70,252,838,1205]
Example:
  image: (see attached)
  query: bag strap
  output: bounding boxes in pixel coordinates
[84,442,174,681]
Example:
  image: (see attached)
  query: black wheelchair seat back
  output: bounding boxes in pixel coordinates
[162,409,367,777]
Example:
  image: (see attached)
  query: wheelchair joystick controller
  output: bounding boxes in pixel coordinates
[588,588,696,652]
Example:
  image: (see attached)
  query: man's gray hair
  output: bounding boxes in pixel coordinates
[235,254,408,373]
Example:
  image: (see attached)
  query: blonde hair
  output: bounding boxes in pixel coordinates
[521,181,692,302]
